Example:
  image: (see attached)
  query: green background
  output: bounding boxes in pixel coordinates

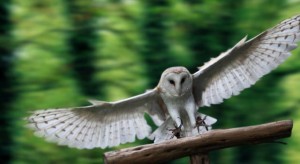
[1,0,300,163]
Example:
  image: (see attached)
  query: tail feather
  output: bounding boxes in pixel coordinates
[148,117,175,143]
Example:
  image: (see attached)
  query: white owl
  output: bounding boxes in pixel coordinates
[27,15,300,149]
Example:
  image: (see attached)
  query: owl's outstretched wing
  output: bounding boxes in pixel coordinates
[193,14,300,107]
[26,89,167,149]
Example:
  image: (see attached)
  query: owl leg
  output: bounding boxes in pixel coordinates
[167,108,183,138]
[195,115,209,133]
[168,109,182,127]
[185,100,197,128]
[168,118,183,139]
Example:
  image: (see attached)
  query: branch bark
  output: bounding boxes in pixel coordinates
[190,153,210,164]
[104,120,293,164]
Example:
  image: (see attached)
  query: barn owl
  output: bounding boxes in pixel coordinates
[27,15,300,149]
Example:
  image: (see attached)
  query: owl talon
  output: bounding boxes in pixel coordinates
[168,118,183,139]
[195,116,209,133]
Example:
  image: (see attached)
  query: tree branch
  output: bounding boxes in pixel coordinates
[104,120,293,164]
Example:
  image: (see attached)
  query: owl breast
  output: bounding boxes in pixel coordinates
[159,90,195,114]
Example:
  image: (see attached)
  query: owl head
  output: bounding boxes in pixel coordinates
[158,67,193,97]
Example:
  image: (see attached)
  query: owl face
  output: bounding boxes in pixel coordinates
[159,67,193,97]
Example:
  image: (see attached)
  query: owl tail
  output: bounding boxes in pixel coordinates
[148,112,217,143]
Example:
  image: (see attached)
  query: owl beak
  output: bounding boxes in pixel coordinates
[175,86,182,96]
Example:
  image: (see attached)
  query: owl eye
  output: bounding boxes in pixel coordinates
[181,77,186,84]
[169,80,175,86]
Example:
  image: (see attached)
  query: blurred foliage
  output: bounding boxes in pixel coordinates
[0,0,299,163]
[0,0,16,162]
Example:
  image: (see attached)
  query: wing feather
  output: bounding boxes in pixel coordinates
[26,89,166,149]
[119,115,126,144]
[94,122,102,148]
[193,14,300,107]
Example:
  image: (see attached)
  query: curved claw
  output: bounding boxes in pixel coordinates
[195,116,209,133]
[167,118,183,139]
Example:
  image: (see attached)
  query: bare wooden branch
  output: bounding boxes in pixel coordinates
[104,120,293,164]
